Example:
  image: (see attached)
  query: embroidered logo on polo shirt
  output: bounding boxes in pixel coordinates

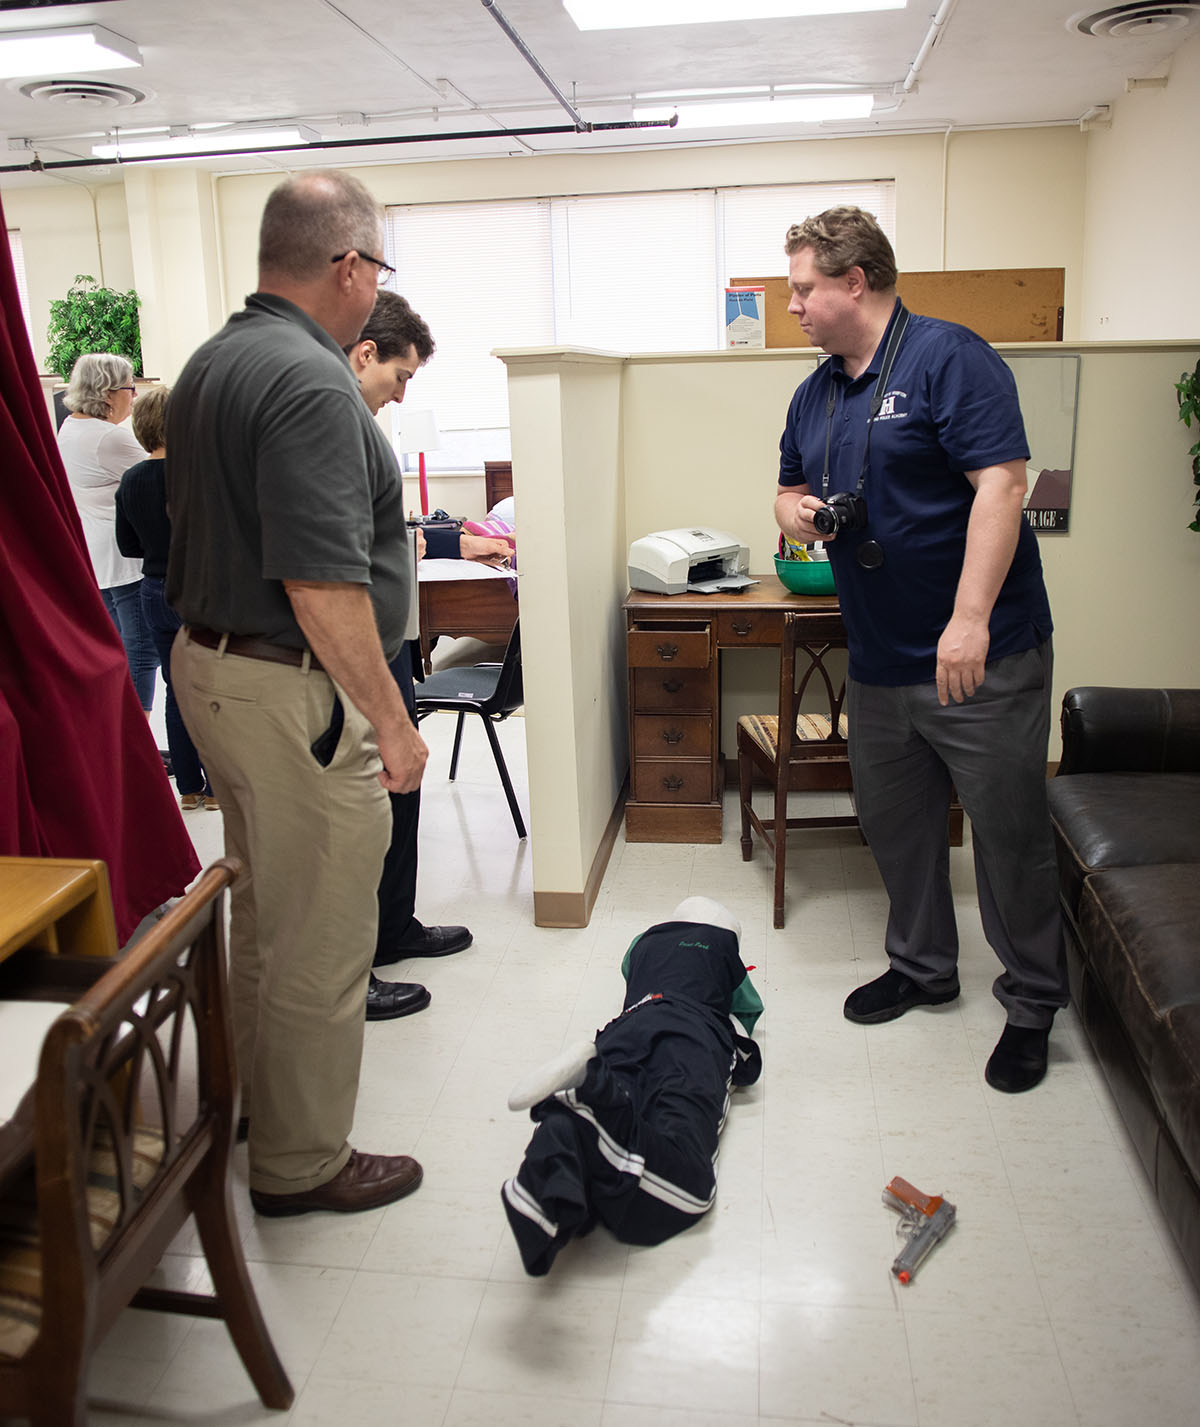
[875,388,909,421]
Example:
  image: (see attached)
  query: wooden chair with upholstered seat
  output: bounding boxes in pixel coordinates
[0,858,293,1426]
[736,610,861,929]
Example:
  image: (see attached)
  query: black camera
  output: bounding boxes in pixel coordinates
[812,491,868,538]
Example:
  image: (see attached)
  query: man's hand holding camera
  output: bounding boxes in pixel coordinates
[775,488,828,545]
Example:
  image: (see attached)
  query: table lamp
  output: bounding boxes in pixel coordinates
[392,407,442,517]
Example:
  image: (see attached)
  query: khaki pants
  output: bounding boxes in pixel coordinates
[172,632,391,1193]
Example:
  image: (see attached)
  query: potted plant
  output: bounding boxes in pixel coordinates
[45,274,142,382]
[1177,357,1200,534]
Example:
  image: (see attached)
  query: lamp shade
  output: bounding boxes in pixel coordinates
[392,407,442,456]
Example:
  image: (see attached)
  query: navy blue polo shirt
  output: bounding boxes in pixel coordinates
[778,301,1052,686]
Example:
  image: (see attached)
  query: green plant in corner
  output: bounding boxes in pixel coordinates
[1176,357,1200,533]
[45,274,142,382]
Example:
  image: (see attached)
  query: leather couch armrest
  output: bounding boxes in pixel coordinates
[1058,686,1200,775]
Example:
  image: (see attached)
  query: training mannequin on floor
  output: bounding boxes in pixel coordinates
[501,896,763,1276]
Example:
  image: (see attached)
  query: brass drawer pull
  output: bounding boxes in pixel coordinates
[656,642,679,661]
[661,729,684,745]
[663,775,684,792]
[731,619,754,637]
[661,678,683,693]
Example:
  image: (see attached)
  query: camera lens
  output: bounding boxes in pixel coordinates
[812,504,837,537]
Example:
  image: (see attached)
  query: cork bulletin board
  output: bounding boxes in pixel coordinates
[730,268,1065,347]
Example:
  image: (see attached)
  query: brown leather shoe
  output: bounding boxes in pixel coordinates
[249,1150,423,1217]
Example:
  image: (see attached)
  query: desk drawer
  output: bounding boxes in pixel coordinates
[632,666,712,711]
[633,714,712,760]
[632,758,714,804]
[627,627,710,669]
[716,609,785,646]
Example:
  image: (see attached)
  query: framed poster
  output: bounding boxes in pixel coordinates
[1004,354,1080,534]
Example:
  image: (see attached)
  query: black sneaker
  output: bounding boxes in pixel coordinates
[844,968,960,1025]
[985,1023,1050,1093]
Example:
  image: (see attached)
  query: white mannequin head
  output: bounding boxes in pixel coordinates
[670,896,741,943]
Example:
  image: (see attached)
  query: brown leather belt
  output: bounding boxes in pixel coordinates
[185,626,323,672]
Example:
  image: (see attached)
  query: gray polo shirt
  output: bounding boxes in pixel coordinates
[165,293,409,657]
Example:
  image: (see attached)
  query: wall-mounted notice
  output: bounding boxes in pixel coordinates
[726,287,765,349]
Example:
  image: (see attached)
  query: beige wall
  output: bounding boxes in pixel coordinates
[2,183,133,374]
[1079,33,1200,341]
[7,123,1093,379]
[501,351,627,923]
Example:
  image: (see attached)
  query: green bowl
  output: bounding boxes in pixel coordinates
[775,553,836,595]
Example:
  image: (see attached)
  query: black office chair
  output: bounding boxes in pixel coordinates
[414,621,527,838]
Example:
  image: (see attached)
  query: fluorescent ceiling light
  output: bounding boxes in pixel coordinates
[0,25,142,79]
[565,0,905,30]
[634,94,874,127]
[92,128,315,159]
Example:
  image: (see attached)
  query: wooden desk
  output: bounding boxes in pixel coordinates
[624,575,963,845]
[418,568,519,674]
[625,575,842,842]
[0,858,118,1190]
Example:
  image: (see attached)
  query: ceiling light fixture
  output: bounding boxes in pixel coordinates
[0,24,142,79]
[91,126,318,159]
[634,94,874,126]
[565,0,906,30]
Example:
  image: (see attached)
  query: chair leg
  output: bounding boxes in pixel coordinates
[773,771,788,930]
[189,1170,294,1410]
[480,715,527,839]
[28,1355,89,1427]
[448,711,466,780]
[738,749,753,861]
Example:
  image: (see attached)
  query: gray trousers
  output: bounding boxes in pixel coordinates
[847,640,1067,1028]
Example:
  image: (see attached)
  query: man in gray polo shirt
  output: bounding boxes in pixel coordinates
[167,170,428,1216]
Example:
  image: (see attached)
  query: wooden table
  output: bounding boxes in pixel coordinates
[0,858,118,1189]
[417,566,519,674]
[624,574,964,845]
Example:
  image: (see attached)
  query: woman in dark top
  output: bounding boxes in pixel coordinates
[115,387,216,811]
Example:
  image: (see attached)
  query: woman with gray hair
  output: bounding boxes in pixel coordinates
[56,352,157,711]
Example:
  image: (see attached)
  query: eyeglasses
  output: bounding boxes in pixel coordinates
[110,386,136,393]
[330,250,396,286]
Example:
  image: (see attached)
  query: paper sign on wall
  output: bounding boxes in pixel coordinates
[725,287,766,349]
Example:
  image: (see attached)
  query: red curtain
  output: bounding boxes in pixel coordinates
[1,193,199,940]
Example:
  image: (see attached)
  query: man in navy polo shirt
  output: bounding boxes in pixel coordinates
[774,206,1067,1093]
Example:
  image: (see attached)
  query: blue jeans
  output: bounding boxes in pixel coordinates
[139,577,210,796]
[101,579,157,712]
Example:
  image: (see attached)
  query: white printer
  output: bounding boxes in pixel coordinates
[627,527,755,596]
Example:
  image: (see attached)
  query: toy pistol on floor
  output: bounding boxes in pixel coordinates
[883,1176,956,1284]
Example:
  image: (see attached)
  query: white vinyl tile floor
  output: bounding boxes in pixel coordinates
[82,661,1200,1427]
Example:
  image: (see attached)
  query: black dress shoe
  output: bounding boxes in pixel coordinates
[366,973,431,1021]
[843,967,960,1025]
[985,1023,1050,1093]
[373,922,472,966]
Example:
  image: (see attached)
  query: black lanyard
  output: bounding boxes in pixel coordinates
[819,304,911,501]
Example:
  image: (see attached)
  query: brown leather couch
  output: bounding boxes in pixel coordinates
[1047,686,1200,1290]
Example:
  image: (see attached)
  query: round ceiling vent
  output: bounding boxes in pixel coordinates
[1070,3,1200,37]
[18,79,147,109]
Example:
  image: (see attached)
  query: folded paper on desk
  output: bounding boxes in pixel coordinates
[628,527,755,596]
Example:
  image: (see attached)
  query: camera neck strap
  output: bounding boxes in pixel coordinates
[820,302,911,501]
